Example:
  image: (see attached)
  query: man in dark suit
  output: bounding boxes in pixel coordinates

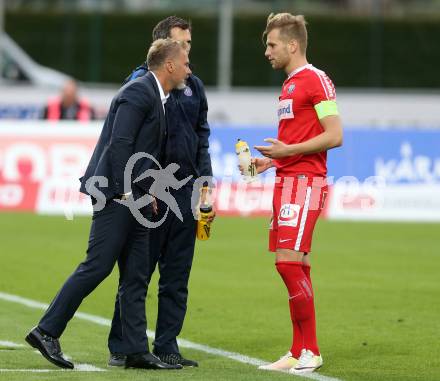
[107,16,214,368]
[25,38,191,371]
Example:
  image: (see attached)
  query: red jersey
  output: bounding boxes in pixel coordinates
[274,64,336,178]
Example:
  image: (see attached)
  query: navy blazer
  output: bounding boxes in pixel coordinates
[80,72,166,200]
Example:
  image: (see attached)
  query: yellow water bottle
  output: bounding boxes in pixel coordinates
[197,187,213,241]
[196,203,212,241]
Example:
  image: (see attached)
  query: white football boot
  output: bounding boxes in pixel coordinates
[258,351,298,372]
[289,348,323,374]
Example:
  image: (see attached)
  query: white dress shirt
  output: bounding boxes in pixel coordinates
[151,71,169,114]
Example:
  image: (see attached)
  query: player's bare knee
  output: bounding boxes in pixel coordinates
[302,253,311,266]
[275,249,304,262]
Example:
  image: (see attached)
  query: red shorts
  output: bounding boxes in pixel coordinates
[269,176,328,254]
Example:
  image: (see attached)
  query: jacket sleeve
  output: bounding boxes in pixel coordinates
[122,64,148,85]
[195,78,213,178]
[108,82,152,194]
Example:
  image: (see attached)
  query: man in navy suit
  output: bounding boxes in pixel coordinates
[107,16,214,368]
[25,38,191,371]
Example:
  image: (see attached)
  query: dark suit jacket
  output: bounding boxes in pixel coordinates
[80,72,166,200]
[125,65,212,182]
[165,74,212,181]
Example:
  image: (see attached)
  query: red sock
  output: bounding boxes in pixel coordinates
[301,263,319,354]
[291,305,304,358]
[290,264,314,358]
[276,261,320,357]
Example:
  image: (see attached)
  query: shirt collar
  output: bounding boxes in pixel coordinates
[151,71,170,105]
[287,63,313,79]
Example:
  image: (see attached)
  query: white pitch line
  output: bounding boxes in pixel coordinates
[0,369,55,373]
[74,364,106,372]
[0,368,104,373]
[0,291,342,381]
[0,339,106,372]
[0,341,26,348]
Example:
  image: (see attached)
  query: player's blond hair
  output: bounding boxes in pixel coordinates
[146,38,187,70]
[263,13,308,55]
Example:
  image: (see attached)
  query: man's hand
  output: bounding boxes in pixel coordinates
[200,187,216,223]
[206,209,216,223]
[238,157,273,175]
[151,196,158,215]
[255,116,343,159]
[252,157,273,174]
[120,191,132,201]
[254,138,293,159]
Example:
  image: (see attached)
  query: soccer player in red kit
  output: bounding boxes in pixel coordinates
[252,13,343,374]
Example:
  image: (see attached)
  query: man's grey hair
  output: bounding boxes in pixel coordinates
[146,38,187,70]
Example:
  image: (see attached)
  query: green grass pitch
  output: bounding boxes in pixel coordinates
[0,212,439,381]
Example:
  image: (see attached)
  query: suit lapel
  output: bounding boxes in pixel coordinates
[146,72,166,138]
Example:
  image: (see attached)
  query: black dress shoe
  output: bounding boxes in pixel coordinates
[154,352,199,367]
[125,352,182,370]
[25,327,74,369]
[108,353,126,367]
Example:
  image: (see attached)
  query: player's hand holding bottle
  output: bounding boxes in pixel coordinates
[196,187,215,241]
[238,157,273,175]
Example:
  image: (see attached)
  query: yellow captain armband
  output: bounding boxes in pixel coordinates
[314,100,339,119]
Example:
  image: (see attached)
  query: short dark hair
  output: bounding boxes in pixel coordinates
[146,38,187,71]
[152,16,191,41]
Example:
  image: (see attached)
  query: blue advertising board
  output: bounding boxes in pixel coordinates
[209,125,440,185]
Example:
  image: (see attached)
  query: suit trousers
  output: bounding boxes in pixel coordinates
[108,185,197,354]
[39,198,153,354]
